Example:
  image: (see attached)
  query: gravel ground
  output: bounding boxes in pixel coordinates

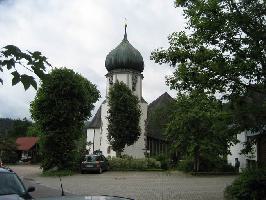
[10,165,237,200]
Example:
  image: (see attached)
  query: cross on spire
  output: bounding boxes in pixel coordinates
[124,18,127,40]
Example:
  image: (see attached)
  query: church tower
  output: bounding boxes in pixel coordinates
[105,24,144,99]
[87,25,148,158]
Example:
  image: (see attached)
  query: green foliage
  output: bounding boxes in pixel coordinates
[177,157,235,173]
[224,168,266,200]
[109,156,160,171]
[107,81,141,155]
[153,154,170,170]
[151,0,266,135]
[30,68,100,171]
[177,159,194,172]
[0,118,14,136]
[0,45,50,90]
[0,118,32,138]
[166,91,237,172]
[72,132,88,171]
[8,118,32,138]
[0,136,18,163]
[26,123,43,137]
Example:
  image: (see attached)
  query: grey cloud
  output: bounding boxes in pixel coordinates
[0,0,185,119]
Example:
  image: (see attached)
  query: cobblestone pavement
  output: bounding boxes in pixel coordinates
[10,165,237,200]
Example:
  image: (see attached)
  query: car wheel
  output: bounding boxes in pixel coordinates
[99,167,102,174]
[81,170,85,174]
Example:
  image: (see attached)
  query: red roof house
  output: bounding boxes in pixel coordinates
[16,137,39,151]
[16,137,39,162]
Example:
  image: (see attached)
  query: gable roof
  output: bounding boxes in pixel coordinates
[16,137,39,151]
[146,92,175,141]
[88,106,102,129]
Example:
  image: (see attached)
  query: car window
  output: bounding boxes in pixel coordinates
[86,156,97,162]
[0,173,26,196]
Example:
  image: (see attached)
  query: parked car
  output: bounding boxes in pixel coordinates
[80,154,109,174]
[0,167,35,200]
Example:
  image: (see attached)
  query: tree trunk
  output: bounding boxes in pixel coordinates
[116,151,122,158]
[193,145,200,172]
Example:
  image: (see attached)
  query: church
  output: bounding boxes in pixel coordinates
[86,26,173,158]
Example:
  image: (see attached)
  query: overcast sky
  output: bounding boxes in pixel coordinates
[0,0,185,120]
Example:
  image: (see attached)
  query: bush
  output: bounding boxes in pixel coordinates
[154,154,170,170]
[224,168,266,200]
[177,157,235,173]
[109,157,160,171]
[177,159,194,172]
[2,150,18,164]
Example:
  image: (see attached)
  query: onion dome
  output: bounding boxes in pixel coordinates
[105,25,144,72]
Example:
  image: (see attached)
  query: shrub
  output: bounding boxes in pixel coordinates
[224,168,266,200]
[177,159,194,172]
[177,157,235,173]
[108,157,160,171]
[2,150,18,164]
[154,154,170,170]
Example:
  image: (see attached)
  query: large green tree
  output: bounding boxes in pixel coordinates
[107,81,141,156]
[151,0,266,134]
[30,68,100,171]
[8,118,32,138]
[167,91,237,172]
[0,45,50,90]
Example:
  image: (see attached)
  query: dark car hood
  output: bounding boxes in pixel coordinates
[37,196,133,200]
[0,194,25,200]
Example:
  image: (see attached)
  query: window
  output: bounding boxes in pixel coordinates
[107,146,112,154]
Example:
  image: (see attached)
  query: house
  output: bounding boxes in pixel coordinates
[16,137,39,162]
[228,132,266,171]
[145,92,175,157]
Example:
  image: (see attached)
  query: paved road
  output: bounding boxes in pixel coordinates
[11,165,237,200]
[23,179,72,198]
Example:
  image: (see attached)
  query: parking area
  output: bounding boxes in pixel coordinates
[11,165,236,200]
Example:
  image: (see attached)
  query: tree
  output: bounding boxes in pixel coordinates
[0,45,50,90]
[151,0,266,134]
[26,123,43,137]
[30,68,100,171]
[0,135,18,163]
[166,91,237,172]
[8,118,32,138]
[107,81,141,156]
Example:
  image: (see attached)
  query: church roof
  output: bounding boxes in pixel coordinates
[88,106,102,128]
[105,25,144,72]
[146,92,175,141]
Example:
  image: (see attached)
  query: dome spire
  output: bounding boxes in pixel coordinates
[124,18,127,40]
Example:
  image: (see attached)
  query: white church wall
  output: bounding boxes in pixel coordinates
[86,129,94,154]
[87,128,101,154]
[228,132,257,172]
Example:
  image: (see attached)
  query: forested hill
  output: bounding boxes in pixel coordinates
[0,118,14,136]
[0,118,32,137]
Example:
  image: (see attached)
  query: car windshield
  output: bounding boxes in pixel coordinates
[85,155,97,162]
[0,173,26,196]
